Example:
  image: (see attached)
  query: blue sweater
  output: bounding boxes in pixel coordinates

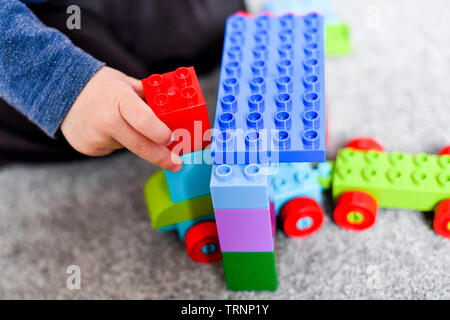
[0,0,105,137]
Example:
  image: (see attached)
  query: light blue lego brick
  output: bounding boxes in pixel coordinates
[210,12,326,164]
[164,148,212,203]
[263,0,341,24]
[210,163,273,209]
[271,162,322,214]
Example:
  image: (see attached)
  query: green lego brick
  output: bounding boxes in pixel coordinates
[332,148,450,211]
[325,23,351,56]
[144,171,213,229]
[221,252,277,291]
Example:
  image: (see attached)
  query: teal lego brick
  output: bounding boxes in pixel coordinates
[332,148,450,211]
[271,162,323,214]
[210,163,273,209]
[221,252,277,291]
[164,148,212,203]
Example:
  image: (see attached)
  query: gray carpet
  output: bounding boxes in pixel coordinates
[0,0,449,299]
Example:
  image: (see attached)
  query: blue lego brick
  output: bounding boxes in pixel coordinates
[271,163,323,214]
[210,163,272,209]
[210,12,326,164]
[164,148,212,203]
[263,0,341,24]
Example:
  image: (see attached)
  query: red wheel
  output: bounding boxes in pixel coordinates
[185,221,221,263]
[434,199,450,239]
[439,145,450,156]
[334,191,378,231]
[346,137,384,152]
[280,197,324,237]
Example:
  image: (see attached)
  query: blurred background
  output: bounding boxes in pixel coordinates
[0,0,449,299]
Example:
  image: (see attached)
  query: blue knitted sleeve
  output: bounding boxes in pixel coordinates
[0,0,105,137]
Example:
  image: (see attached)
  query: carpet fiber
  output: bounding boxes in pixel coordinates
[0,0,449,299]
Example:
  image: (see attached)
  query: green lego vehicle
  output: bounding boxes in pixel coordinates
[331,137,450,239]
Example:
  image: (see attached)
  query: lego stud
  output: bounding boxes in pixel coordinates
[304,42,319,57]
[245,131,260,150]
[279,29,293,43]
[274,111,291,130]
[303,74,319,91]
[246,111,264,130]
[216,131,233,150]
[389,152,405,166]
[214,164,233,181]
[294,171,309,183]
[277,59,293,75]
[275,93,292,111]
[146,74,166,92]
[225,61,241,77]
[362,166,378,182]
[223,77,239,94]
[303,92,320,110]
[364,151,381,165]
[230,15,245,31]
[181,87,197,104]
[174,67,192,86]
[336,166,352,180]
[438,155,450,169]
[437,171,450,188]
[249,76,266,93]
[302,110,320,129]
[253,45,268,60]
[387,168,403,184]
[254,30,268,44]
[302,129,320,148]
[248,94,265,112]
[276,76,292,93]
[251,60,267,76]
[153,93,169,107]
[278,44,293,59]
[227,46,242,60]
[414,153,430,167]
[273,130,291,150]
[229,31,243,45]
[304,58,319,73]
[304,12,319,27]
[221,94,237,113]
[304,27,319,41]
[218,112,235,130]
[339,148,356,161]
[244,163,262,181]
[256,15,270,29]
[412,170,428,185]
[280,13,294,29]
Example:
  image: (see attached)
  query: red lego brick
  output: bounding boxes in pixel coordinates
[142,67,211,155]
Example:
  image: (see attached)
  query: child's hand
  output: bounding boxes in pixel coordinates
[61,66,182,172]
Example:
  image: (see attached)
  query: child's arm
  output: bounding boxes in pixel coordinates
[0,0,181,171]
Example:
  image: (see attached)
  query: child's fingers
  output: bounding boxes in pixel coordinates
[112,120,182,172]
[118,90,173,146]
[125,76,145,100]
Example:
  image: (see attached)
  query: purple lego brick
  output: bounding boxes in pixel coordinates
[214,208,274,252]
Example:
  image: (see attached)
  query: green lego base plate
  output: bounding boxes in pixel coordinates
[222,252,277,291]
[325,23,351,56]
[332,148,450,211]
[143,171,213,229]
